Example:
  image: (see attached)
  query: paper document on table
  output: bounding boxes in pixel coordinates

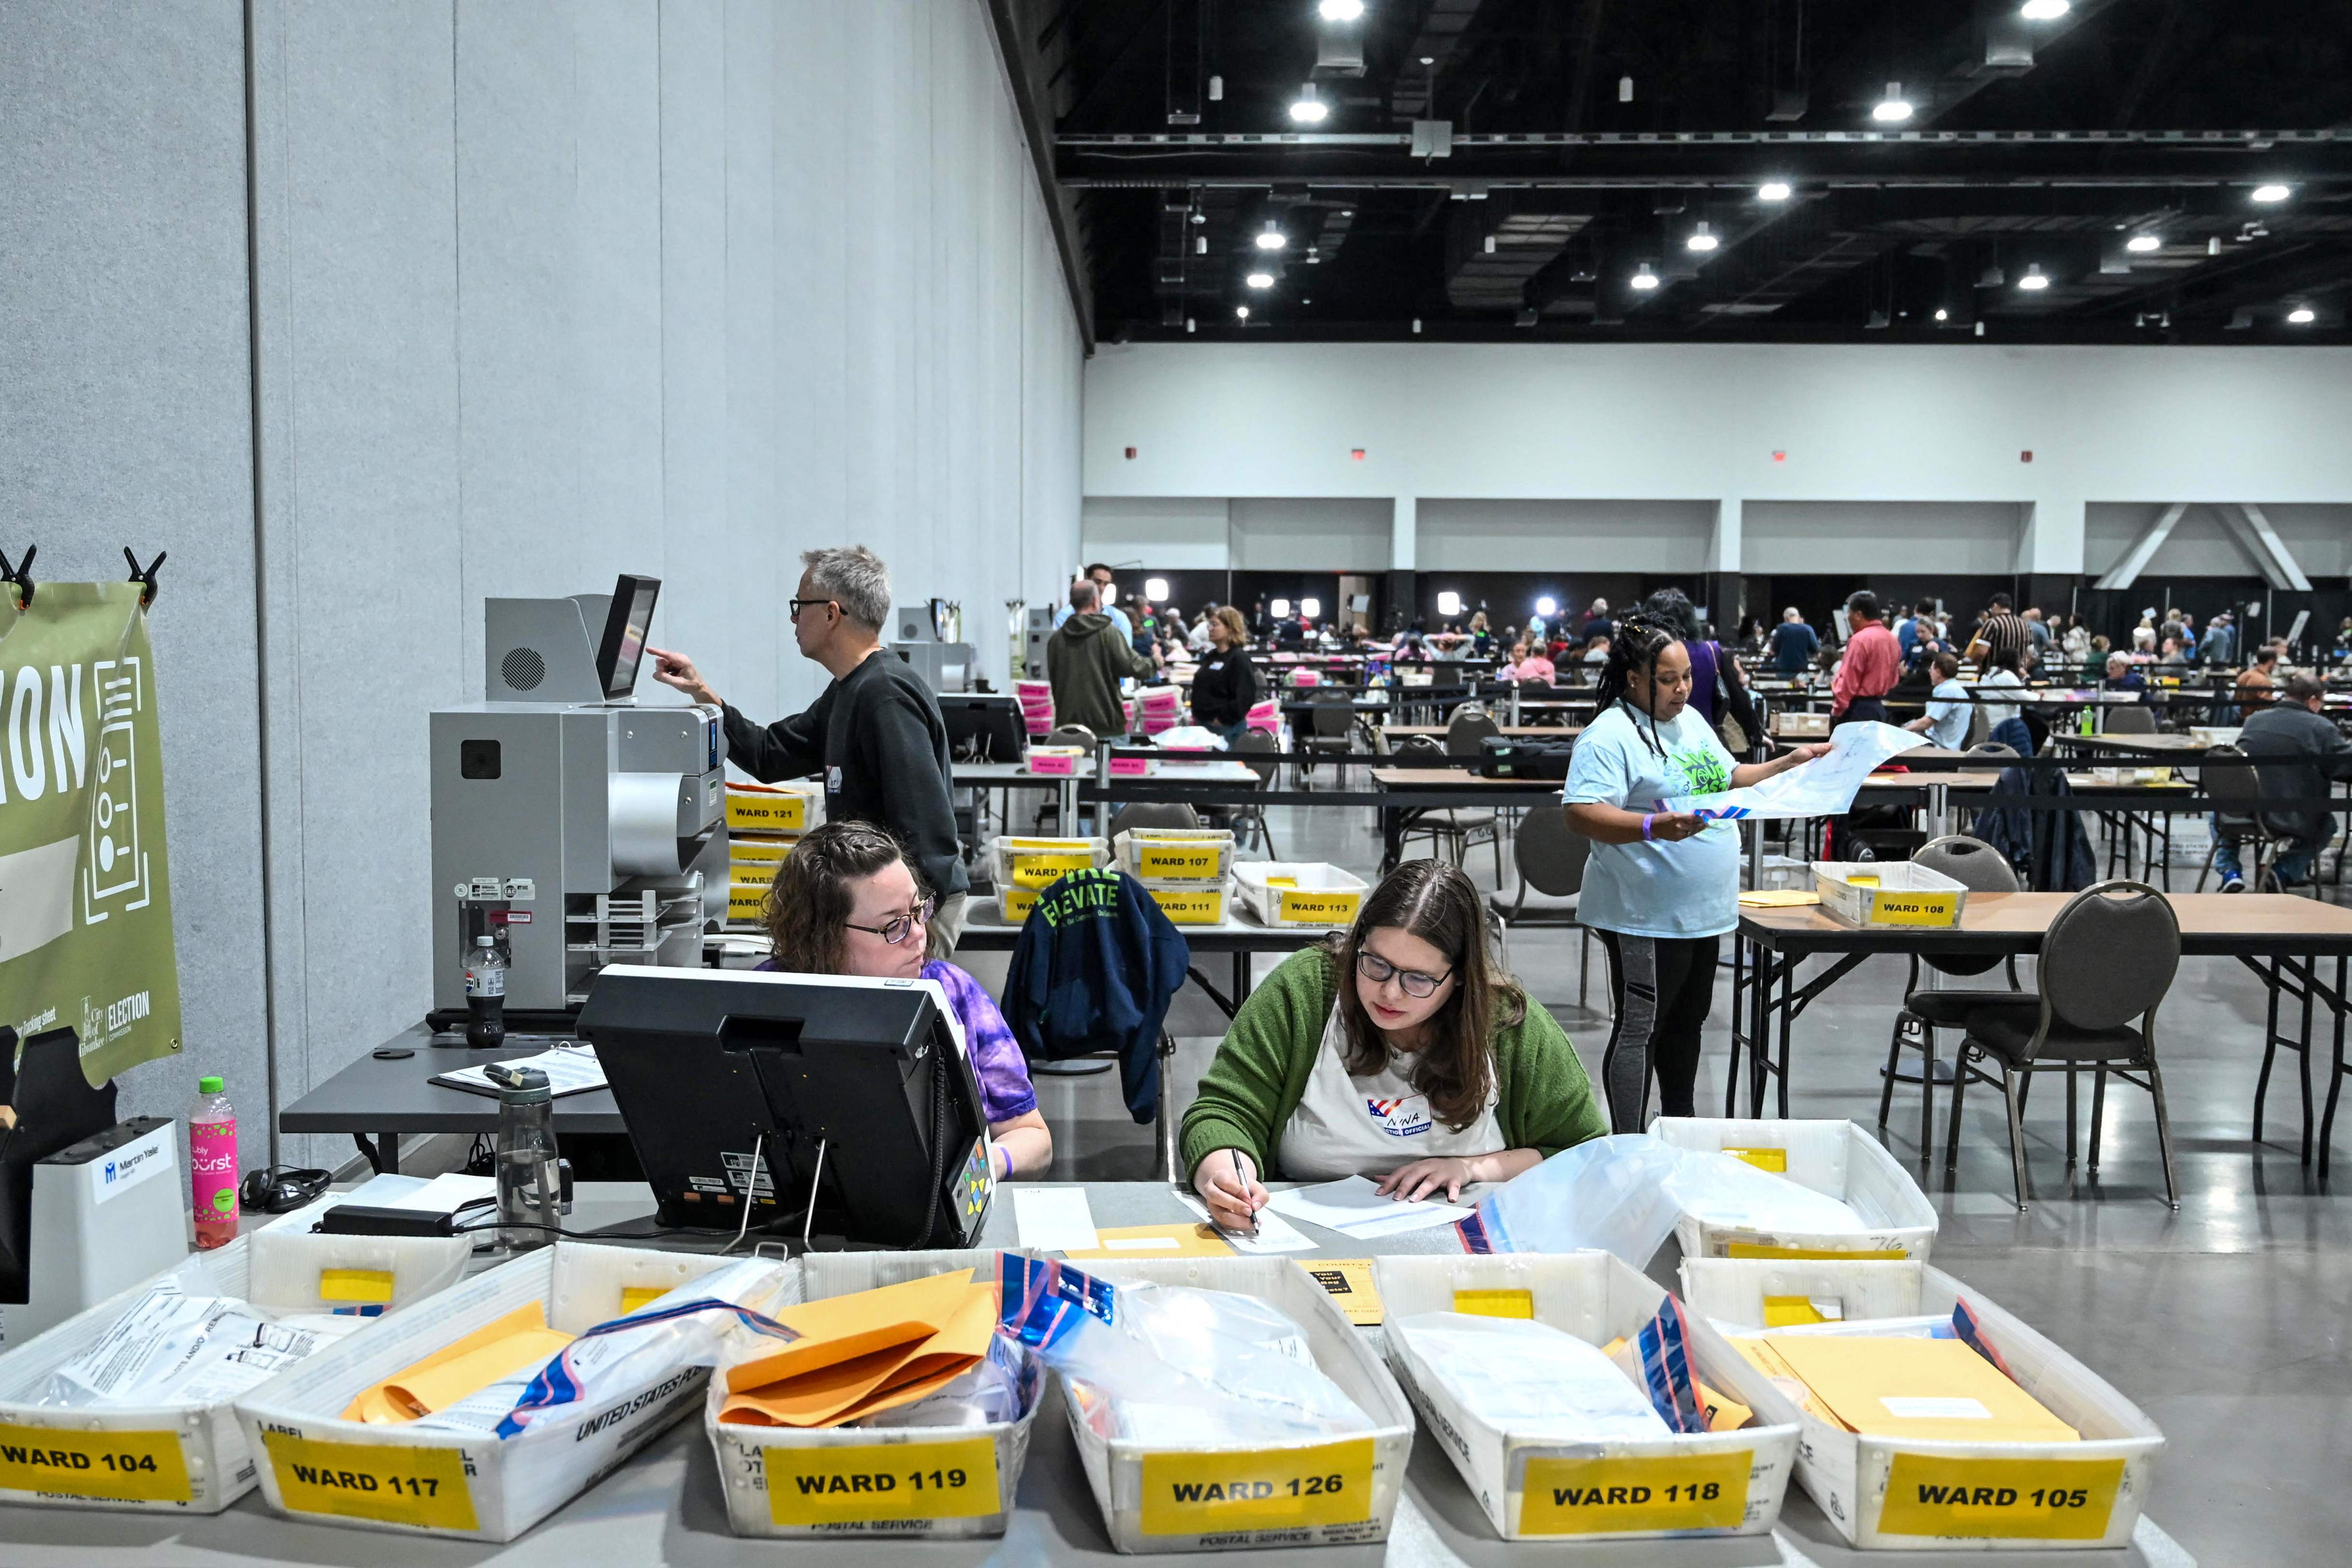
[381,1172,499,1215]
[1266,1175,1465,1238]
[429,1043,607,1098]
[1173,1190,1317,1253]
[1012,1187,1101,1252]
[1669,721,1928,822]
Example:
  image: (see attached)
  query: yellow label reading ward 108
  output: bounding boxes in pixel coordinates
[1140,1438,1375,1536]
[763,1436,1001,1527]
[1877,1454,2125,1541]
[0,1422,190,1504]
[1868,894,1960,926]
[1518,1450,1751,1535]
[261,1432,479,1533]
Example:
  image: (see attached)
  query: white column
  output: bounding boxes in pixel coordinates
[1391,495,1416,571]
[2019,497,2088,575]
[1709,497,1743,572]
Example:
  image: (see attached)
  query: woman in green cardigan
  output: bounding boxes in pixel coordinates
[1182,860,1607,1230]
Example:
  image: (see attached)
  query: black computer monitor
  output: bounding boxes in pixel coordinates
[595,573,662,700]
[938,693,1028,763]
[578,967,993,1248]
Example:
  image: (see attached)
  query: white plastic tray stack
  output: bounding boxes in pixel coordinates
[1682,1257,2165,1551]
[0,1226,470,1515]
[1231,863,1369,929]
[1652,1117,1940,1262]
[986,835,1109,922]
[705,1249,1043,1541]
[1113,829,1236,927]
[235,1241,788,1543]
[1373,1252,1798,1542]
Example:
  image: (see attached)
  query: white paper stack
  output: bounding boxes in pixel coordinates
[1266,1176,1467,1240]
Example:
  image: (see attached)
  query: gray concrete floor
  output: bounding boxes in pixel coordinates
[949,798,2352,1566]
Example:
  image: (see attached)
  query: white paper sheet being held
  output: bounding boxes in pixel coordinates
[1171,1188,1317,1253]
[1666,719,1927,822]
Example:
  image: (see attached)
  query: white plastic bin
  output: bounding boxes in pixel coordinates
[987,835,1109,892]
[1651,1118,1939,1262]
[1681,1257,2164,1551]
[1814,861,1969,930]
[1233,863,1369,928]
[0,1227,469,1514]
[1373,1252,1798,1542]
[1114,828,1235,883]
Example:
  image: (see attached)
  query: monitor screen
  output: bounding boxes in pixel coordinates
[596,574,662,699]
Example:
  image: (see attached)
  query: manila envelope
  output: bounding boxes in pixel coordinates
[723,1268,976,1393]
[720,1283,997,1428]
[344,1302,574,1423]
[1763,1335,2079,1444]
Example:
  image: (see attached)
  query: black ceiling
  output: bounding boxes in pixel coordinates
[1017,0,2352,345]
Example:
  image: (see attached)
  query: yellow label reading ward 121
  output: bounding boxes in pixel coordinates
[0,1422,190,1504]
[262,1433,479,1533]
[1518,1450,1751,1536]
[1877,1454,2125,1541]
[763,1436,1001,1527]
[1140,1438,1376,1536]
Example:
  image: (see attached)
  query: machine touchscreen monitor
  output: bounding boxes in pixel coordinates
[595,573,662,699]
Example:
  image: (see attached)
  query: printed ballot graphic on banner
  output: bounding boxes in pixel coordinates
[1665,721,1928,823]
[0,581,180,1085]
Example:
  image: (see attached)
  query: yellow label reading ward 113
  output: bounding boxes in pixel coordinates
[261,1432,479,1533]
[1140,1438,1375,1536]
[763,1436,1001,1527]
[1877,1454,2124,1541]
[0,1422,189,1504]
[1519,1450,1750,1535]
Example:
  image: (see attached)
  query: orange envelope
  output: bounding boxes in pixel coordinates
[723,1268,976,1393]
[342,1303,575,1423]
[720,1284,997,1428]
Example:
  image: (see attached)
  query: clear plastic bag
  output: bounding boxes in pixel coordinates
[855,1335,1034,1430]
[39,1258,367,1409]
[1659,1154,1869,1234]
[1392,1313,1667,1440]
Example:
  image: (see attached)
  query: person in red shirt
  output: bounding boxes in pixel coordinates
[1830,590,1902,726]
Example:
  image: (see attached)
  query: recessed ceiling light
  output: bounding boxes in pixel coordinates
[2020,0,2069,18]
[1235,305,1250,319]
[2018,263,2050,291]
[1758,181,1793,202]
[1934,308,1949,321]
[1255,220,1286,250]
[1246,271,1275,289]
[2288,305,2317,324]
[1318,0,1365,19]
[1872,82,1914,123]
[1687,222,1718,252]
[2251,183,2291,203]
[2125,233,2162,253]
[1536,596,1558,617]
[1289,84,1328,124]
[1630,262,1659,291]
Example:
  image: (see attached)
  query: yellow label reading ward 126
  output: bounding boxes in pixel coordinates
[0,1422,190,1504]
[261,1433,479,1533]
[1518,1450,1751,1536]
[763,1436,1001,1527]
[1140,1438,1376,1537]
[1877,1454,2125,1541]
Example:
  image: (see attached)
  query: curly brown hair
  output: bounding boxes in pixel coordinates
[761,820,929,974]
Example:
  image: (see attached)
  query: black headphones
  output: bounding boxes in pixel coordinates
[240,1165,332,1214]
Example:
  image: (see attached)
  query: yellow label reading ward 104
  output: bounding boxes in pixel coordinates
[762,1436,1001,1527]
[0,1422,190,1504]
[1139,1438,1376,1536]
[1877,1454,2126,1541]
[260,1432,480,1533]
[1518,1450,1751,1535]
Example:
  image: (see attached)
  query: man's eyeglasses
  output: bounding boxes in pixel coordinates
[847,897,935,947]
[787,597,838,620]
[1356,949,1452,1000]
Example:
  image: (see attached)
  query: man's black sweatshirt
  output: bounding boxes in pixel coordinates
[721,650,969,899]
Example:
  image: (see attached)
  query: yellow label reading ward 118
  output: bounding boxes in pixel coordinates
[1518,1450,1750,1536]
[261,1432,479,1533]
[0,1422,190,1504]
[763,1436,1000,1527]
[1876,1454,2124,1541]
[1140,1438,1375,1536]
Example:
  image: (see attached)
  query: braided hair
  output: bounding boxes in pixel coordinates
[1593,610,1682,758]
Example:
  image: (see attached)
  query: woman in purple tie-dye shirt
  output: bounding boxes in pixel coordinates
[759,821,1051,1177]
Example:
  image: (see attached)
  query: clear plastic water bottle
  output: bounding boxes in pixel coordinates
[189,1075,238,1250]
[489,1064,561,1252]
[464,933,507,1049]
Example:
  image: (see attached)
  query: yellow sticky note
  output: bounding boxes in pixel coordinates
[1263,875,1299,888]
[319,1268,395,1305]
[262,1432,478,1532]
[1722,1146,1788,1173]
[1847,874,1882,887]
[0,1422,190,1504]
[620,1285,667,1314]
[1139,1438,1375,1536]
[1307,1260,1383,1326]
[1726,1243,1908,1260]
[1452,1289,1535,1320]
[1762,1295,1838,1327]
[763,1435,1001,1527]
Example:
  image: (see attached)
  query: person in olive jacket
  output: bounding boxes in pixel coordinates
[1046,576,1156,739]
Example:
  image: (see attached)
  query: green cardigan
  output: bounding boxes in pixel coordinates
[1179,946,1609,1178]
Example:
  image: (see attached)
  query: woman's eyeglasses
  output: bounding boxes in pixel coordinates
[1356,949,1452,1000]
[846,897,935,946]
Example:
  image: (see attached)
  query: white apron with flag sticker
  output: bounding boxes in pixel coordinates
[1278,1002,1502,1180]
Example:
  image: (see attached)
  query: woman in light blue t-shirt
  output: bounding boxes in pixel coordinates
[1562,612,1825,1132]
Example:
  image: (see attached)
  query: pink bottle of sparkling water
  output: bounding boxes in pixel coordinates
[189,1075,239,1250]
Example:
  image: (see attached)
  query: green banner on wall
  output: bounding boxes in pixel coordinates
[0,581,181,1085]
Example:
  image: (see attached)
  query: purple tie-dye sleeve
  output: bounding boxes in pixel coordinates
[924,960,1039,1122]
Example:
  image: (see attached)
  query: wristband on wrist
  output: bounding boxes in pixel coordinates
[993,1144,1012,1179]
[1642,813,1656,841]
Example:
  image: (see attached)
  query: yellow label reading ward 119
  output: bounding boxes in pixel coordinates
[261,1432,479,1533]
[1140,1438,1375,1536]
[764,1436,1001,1527]
[1877,1454,2124,1541]
[1519,1450,1750,1536]
[0,1422,190,1504]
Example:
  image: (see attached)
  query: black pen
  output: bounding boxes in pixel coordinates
[1230,1148,1258,1237]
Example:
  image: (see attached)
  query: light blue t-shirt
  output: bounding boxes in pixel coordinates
[1053,602,1133,640]
[1563,702,1742,939]
[1923,677,1971,750]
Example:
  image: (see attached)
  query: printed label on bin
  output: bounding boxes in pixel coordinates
[262,1433,479,1533]
[763,1436,1001,1527]
[1136,846,1223,878]
[1451,1289,1535,1319]
[1108,755,1148,777]
[1002,887,1040,920]
[731,837,794,863]
[1278,890,1362,923]
[1724,1243,1908,1259]
[1865,892,1960,926]
[728,793,809,832]
[1877,1454,2124,1541]
[1140,1439,1375,1536]
[1518,1450,1751,1535]
[318,1268,395,1305]
[1722,1146,1788,1173]
[1012,853,1094,888]
[1149,887,1225,923]
[0,1422,190,1504]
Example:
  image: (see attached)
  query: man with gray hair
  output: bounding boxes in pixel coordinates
[647,545,970,954]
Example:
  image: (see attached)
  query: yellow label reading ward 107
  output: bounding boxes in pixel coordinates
[260,1432,480,1533]
[0,1422,190,1504]
[1140,1438,1375,1536]
[1877,1454,2125,1541]
[1518,1450,1751,1535]
[763,1436,1001,1527]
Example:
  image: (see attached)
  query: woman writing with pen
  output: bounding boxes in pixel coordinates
[1181,861,1607,1230]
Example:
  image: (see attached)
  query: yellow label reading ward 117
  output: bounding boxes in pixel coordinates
[1518,1450,1751,1536]
[261,1432,479,1533]
[1140,1438,1375,1536]
[0,1422,190,1504]
[1876,1454,2124,1541]
[763,1435,1001,1527]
